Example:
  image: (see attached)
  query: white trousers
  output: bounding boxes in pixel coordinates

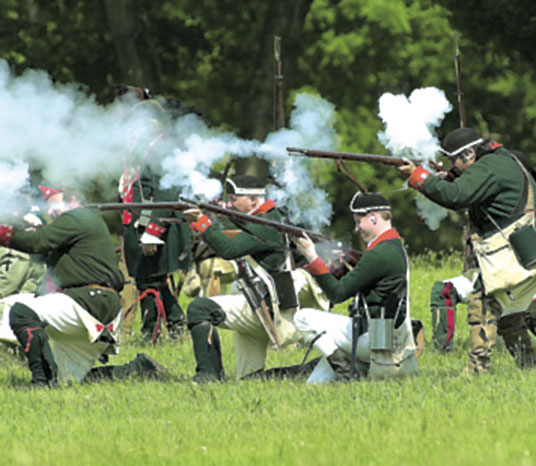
[0,293,111,383]
[294,308,371,384]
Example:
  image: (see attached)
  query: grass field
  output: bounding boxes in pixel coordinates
[1,251,536,466]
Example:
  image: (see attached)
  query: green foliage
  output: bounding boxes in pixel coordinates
[1,0,536,252]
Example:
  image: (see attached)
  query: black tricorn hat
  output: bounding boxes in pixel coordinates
[349,191,390,214]
[226,175,266,196]
[439,128,483,157]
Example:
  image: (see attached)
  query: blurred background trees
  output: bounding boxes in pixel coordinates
[1,0,535,253]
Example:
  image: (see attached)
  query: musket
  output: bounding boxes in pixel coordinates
[273,36,285,131]
[454,31,467,128]
[287,147,445,172]
[86,198,331,242]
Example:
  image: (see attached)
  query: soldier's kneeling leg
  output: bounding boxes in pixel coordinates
[187,297,227,382]
[430,281,459,351]
[497,312,535,369]
[9,303,58,386]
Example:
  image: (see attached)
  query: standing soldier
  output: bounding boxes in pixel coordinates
[400,128,536,372]
[183,175,329,382]
[293,192,419,383]
[120,99,191,343]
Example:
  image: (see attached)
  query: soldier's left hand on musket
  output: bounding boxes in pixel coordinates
[183,208,204,223]
[398,158,416,177]
[294,233,318,263]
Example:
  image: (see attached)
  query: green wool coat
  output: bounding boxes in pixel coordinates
[10,208,123,324]
[419,148,536,236]
[202,207,286,275]
[315,236,407,325]
[123,165,191,280]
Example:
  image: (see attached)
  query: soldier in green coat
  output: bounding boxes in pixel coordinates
[0,191,166,386]
[400,128,536,373]
[294,192,418,383]
[120,99,190,342]
[184,175,329,381]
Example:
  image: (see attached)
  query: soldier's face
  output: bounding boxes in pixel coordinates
[228,194,257,213]
[451,148,476,173]
[353,213,375,243]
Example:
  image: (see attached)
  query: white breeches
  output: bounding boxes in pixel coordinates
[294,308,371,384]
[0,293,111,383]
[210,294,269,379]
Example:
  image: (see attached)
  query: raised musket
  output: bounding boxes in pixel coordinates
[287,147,445,172]
[454,31,467,128]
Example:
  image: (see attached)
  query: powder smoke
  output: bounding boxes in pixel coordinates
[377,87,452,230]
[0,60,335,229]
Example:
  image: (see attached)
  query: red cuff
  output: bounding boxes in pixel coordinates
[305,256,330,275]
[0,225,14,247]
[408,166,431,191]
[146,222,166,238]
[190,215,212,233]
[122,211,132,225]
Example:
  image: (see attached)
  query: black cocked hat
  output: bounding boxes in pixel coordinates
[349,191,390,214]
[226,175,266,196]
[439,128,483,157]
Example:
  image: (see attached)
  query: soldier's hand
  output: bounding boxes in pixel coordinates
[183,208,203,223]
[294,233,318,263]
[141,243,158,256]
[398,158,416,177]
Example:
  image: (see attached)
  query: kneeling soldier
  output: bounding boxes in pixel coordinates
[294,192,419,383]
[184,175,329,382]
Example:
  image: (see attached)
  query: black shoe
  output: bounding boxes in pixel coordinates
[134,353,169,379]
[167,324,186,341]
[192,371,223,384]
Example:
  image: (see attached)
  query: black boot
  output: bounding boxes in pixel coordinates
[10,303,58,387]
[327,349,365,381]
[242,357,322,380]
[498,312,535,369]
[14,326,58,386]
[190,322,224,382]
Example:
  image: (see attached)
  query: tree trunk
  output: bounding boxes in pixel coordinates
[102,0,160,91]
[235,0,313,179]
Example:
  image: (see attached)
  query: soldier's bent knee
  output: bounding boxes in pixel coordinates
[9,302,44,332]
[187,297,226,329]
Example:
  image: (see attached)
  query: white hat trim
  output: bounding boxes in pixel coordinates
[439,138,483,157]
[226,179,266,196]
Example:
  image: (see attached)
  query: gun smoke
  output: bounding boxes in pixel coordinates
[0,60,335,230]
[377,87,452,230]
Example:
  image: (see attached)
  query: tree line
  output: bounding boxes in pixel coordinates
[1,0,535,253]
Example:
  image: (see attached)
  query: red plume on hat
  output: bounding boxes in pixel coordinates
[39,185,63,201]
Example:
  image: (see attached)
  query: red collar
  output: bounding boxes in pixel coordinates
[249,199,276,216]
[367,228,401,251]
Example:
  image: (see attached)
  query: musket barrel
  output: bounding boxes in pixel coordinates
[87,200,330,242]
[287,147,445,172]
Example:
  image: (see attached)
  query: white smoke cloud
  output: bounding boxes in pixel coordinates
[377,87,452,230]
[161,93,337,229]
[0,60,335,229]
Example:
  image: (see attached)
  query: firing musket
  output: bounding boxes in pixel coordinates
[86,199,331,243]
[454,31,467,128]
[287,147,445,172]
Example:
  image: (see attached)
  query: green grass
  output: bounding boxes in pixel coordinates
[2,251,536,466]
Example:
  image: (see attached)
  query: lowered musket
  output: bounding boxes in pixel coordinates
[287,147,445,172]
[86,199,331,243]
